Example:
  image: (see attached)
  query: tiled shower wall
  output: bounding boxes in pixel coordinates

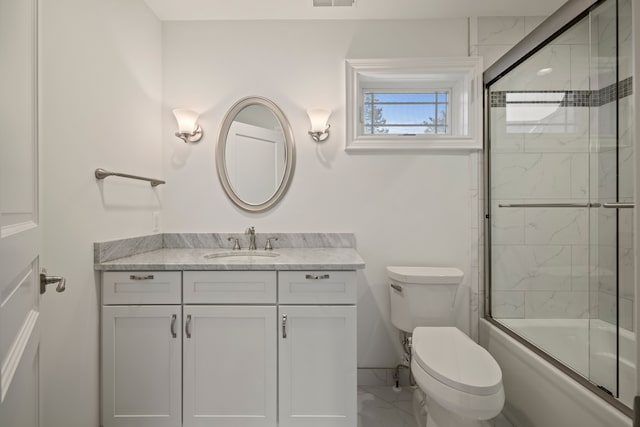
[474,0,634,332]
[469,15,547,340]
[488,16,592,322]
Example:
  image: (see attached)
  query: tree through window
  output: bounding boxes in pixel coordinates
[362,91,449,135]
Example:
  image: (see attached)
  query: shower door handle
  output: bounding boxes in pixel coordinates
[602,202,634,209]
[499,203,635,209]
[498,203,593,208]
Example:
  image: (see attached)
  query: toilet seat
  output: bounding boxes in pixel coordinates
[411,327,505,422]
[411,359,505,422]
[412,327,502,396]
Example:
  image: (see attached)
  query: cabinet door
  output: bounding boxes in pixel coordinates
[183,306,277,427]
[102,306,182,427]
[278,306,357,427]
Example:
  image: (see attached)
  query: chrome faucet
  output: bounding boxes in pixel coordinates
[245,226,256,250]
[227,237,241,250]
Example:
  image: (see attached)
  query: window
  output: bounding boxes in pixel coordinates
[346,58,483,151]
[362,91,451,135]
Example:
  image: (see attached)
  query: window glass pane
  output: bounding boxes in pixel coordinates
[372,103,435,124]
[370,93,437,103]
[437,104,447,124]
[362,91,450,135]
[364,125,439,135]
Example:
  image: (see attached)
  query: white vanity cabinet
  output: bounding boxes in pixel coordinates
[278,306,357,427]
[101,269,357,427]
[182,271,278,427]
[277,272,357,427]
[101,272,182,427]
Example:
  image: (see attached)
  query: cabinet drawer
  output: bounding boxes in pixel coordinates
[183,271,277,304]
[278,271,356,304]
[102,271,181,305]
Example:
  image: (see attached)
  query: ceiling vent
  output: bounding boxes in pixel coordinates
[312,0,355,7]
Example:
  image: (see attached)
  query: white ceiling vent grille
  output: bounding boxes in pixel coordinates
[312,0,355,7]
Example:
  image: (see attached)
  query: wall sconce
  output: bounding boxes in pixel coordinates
[307,109,331,142]
[172,109,203,143]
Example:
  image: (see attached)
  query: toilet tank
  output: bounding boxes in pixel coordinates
[387,266,464,333]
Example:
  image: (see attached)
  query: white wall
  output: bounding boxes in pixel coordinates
[40,0,162,425]
[162,19,473,367]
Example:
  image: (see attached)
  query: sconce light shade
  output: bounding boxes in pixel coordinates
[172,109,203,143]
[307,109,331,142]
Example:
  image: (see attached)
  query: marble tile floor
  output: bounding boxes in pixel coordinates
[358,385,513,427]
[359,385,418,427]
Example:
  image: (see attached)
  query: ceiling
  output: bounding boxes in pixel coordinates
[144,0,568,21]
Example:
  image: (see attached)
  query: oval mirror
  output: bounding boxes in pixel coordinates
[216,97,296,212]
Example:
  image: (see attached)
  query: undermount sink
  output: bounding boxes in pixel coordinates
[204,250,280,259]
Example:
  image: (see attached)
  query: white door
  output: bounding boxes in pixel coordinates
[183,305,277,427]
[0,0,53,426]
[102,306,182,427]
[278,305,357,427]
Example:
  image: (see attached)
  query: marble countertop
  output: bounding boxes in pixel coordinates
[95,247,365,271]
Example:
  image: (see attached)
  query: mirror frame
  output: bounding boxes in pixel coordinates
[216,96,296,212]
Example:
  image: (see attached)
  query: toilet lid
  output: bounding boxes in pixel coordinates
[412,327,502,396]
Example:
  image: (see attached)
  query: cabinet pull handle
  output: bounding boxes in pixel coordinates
[186,314,192,338]
[170,314,177,338]
[282,314,287,339]
[129,274,154,281]
[305,274,330,280]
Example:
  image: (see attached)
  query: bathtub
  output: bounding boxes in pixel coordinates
[480,318,634,427]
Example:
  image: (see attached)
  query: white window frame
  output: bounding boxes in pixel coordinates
[345,57,483,151]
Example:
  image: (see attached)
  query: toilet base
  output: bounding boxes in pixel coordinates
[412,388,497,427]
[412,388,427,427]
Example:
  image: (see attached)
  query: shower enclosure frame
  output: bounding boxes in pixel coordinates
[482,0,633,417]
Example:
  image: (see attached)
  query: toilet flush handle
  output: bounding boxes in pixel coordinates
[390,283,403,293]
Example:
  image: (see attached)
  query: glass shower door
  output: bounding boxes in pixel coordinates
[588,0,635,408]
[487,0,634,410]
[489,10,594,375]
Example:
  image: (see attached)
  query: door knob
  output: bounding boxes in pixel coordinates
[40,268,66,294]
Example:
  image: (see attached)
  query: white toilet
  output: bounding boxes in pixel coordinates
[387,266,505,427]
